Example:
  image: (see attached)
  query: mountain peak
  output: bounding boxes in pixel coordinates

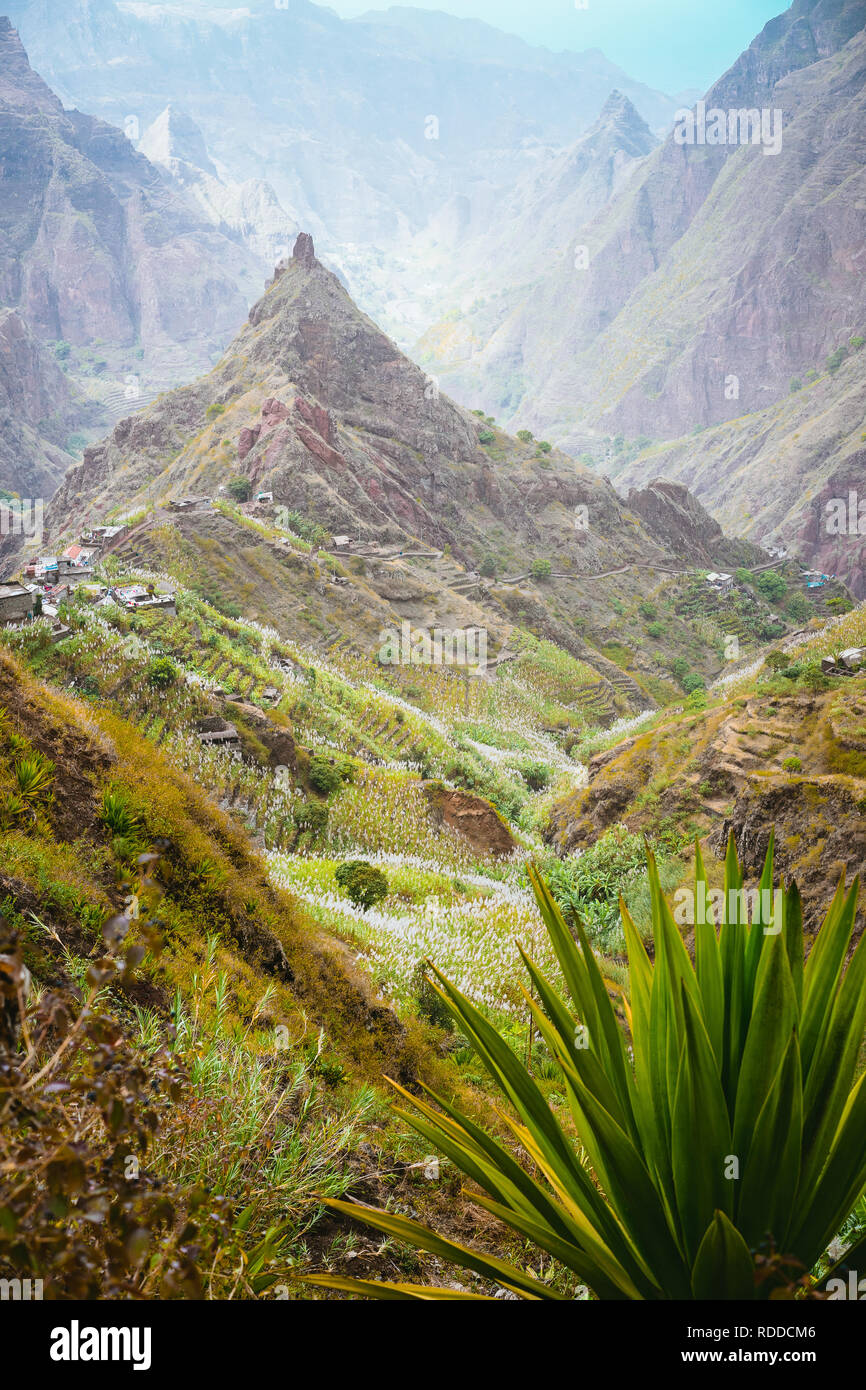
[139,104,217,175]
[292,231,317,268]
[0,13,62,115]
[595,88,652,138]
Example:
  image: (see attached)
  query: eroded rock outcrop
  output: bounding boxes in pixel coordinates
[423,782,517,859]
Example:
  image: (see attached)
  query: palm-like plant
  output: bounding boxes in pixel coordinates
[305,834,866,1299]
[13,754,55,805]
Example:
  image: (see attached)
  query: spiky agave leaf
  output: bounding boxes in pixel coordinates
[306,837,866,1299]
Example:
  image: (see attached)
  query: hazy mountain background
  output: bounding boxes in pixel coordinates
[2,0,682,339]
[1,0,865,590]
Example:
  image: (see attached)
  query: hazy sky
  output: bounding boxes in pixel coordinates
[333,1,789,94]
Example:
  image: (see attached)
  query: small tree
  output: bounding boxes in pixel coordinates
[516,429,533,444]
[308,754,342,796]
[786,594,812,623]
[227,476,251,503]
[763,650,789,673]
[479,554,497,578]
[536,440,552,454]
[335,860,389,912]
[530,558,552,581]
[756,571,786,602]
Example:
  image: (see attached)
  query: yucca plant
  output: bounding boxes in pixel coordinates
[99,789,143,839]
[13,754,55,805]
[0,792,27,832]
[305,834,866,1299]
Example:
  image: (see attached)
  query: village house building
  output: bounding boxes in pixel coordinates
[0,581,36,624]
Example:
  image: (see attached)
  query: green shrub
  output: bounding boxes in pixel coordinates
[308,836,866,1300]
[227,476,251,502]
[284,511,325,546]
[786,594,812,623]
[535,440,552,454]
[478,429,495,445]
[146,656,177,689]
[517,760,552,792]
[334,860,389,912]
[530,558,552,581]
[206,402,226,420]
[13,753,55,805]
[516,429,533,443]
[782,755,802,773]
[99,789,143,840]
[308,755,343,796]
[293,800,329,841]
[756,571,786,602]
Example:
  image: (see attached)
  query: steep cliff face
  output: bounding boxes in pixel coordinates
[613,346,866,596]
[414,90,659,398]
[0,17,262,369]
[422,0,866,448]
[0,308,82,501]
[626,480,762,570]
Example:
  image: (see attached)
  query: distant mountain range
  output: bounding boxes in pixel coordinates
[2,0,864,596]
[2,0,683,338]
[421,0,866,446]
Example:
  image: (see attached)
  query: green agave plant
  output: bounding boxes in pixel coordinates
[305,834,866,1300]
[13,753,55,804]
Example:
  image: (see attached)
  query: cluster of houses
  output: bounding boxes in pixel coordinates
[0,519,176,630]
[703,564,835,597]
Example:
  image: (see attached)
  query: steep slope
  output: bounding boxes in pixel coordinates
[40,232,804,722]
[421,0,866,447]
[0,16,265,408]
[546,615,866,945]
[612,346,866,597]
[138,104,299,267]
[0,629,520,1297]
[414,91,659,389]
[0,307,89,500]
[47,232,767,581]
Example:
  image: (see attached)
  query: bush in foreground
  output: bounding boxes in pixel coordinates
[306,834,866,1299]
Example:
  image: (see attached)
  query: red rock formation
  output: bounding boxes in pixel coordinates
[238,425,261,462]
[294,394,332,445]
